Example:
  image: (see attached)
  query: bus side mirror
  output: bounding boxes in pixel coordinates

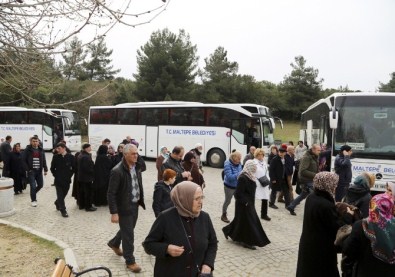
[329,109,338,129]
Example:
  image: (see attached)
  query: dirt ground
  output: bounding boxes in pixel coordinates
[0,223,63,277]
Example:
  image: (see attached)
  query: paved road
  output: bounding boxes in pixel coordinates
[4,154,306,276]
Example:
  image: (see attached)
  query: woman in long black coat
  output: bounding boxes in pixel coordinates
[8,143,25,194]
[93,145,112,206]
[143,181,218,277]
[296,171,352,277]
[222,160,270,250]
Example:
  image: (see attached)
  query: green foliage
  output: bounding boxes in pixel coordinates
[278,56,323,120]
[110,78,138,104]
[134,28,199,101]
[379,72,395,92]
[80,38,120,81]
[60,37,87,80]
[0,46,62,106]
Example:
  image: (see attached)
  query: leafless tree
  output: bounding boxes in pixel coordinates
[0,0,170,106]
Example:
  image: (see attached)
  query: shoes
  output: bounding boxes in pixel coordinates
[277,199,285,203]
[241,242,256,250]
[85,207,97,212]
[126,263,142,273]
[61,210,69,218]
[269,203,278,209]
[286,207,296,216]
[261,215,271,221]
[31,201,37,207]
[54,201,60,211]
[221,213,230,223]
[107,242,123,256]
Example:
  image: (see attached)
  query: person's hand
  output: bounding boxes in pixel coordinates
[272,180,276,184]
[346,207,354,215]
[182,171,191,178]
[44,171,48,176]
[201,264,212,274]
[167,244,184,257]
[111,214,119,223]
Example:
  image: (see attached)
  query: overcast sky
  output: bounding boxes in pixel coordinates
[105,0,395,92]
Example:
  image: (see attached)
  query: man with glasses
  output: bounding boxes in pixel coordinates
[286,144,321,216]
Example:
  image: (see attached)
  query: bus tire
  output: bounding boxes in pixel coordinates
[207,149,226,168]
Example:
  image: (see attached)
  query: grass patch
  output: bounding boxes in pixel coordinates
[274,121,301,144]
[0,224,64,276]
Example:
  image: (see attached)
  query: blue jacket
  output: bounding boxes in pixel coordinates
[223,159,242,188]
[334,154,352,184]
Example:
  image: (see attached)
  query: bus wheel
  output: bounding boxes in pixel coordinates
[207,149,225,168]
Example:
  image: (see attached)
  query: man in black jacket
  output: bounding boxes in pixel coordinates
[269,147,291,209]
[22,136,48,207]
[107,144,146,273]
[51,143,75,217]
[161,146,191,186]
[77,143,96,212]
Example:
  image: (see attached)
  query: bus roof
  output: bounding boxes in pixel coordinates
[303,92,395,114]
[95,102,269,109]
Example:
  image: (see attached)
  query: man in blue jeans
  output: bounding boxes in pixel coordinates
[22,136,48,207]
[286,144,320,216]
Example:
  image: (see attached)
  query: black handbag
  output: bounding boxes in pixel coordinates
[258,175,270,187]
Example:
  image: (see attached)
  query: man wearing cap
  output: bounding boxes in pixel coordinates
[286,144,321,216]
[269,146,291,209]
[334,145,353,201]
[78,143,96,211]
[51,143,75,217]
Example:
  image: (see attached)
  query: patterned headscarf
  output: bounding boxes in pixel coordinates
[362,193,395,264]
[387,182,395,201]
[239,160,257,181]
[313,171,339,199]
[170,181,201,218]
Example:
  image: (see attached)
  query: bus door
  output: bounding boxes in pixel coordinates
[145,126,158,158]
[230,119,248,155]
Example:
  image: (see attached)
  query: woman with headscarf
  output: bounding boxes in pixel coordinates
[156,146,169,181]
[111,144,124,168]
[93,144,112,206]
[386,181,395,204]
[342,193,395,276]
[182,151,205,188]
[296,171,353,277]
[343,172,376,218]
[143,181,218,277]
[222,160,271,250]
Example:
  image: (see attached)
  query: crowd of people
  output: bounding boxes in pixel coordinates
[2,133,395,276]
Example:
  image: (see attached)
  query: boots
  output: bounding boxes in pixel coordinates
[261,200,271,221]
[221,213,230,223]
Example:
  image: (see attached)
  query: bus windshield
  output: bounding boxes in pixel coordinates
[62,111,81,135]
[334,96,395,158]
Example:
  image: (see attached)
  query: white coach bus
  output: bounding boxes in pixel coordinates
[300,92,395,192]
[0,107,82,151]
[89,102,280,167]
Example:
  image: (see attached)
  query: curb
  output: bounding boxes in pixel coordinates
[0,218,79,271]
